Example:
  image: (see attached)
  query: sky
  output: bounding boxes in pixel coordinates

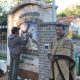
[55,0,80,12]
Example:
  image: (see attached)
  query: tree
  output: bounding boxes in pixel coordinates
[43,0,52,3]
[0,4,7,25]
[0,0,17,25]
[57,4,80,17]
[57,12,66,17]
[0,12,7,25]
[0,6,2,14]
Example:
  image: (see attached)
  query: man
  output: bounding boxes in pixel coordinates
[8,27,31,80]
[49,23,76,80]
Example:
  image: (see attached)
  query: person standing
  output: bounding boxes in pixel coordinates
[49,23,76,80]
[8,26,31,80]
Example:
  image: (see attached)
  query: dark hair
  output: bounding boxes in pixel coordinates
[55,23,65,30]
[11,27,20,34]
[12,30,17,34]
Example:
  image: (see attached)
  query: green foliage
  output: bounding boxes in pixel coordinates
[0,52,7,60]
[75,31,80,39]
[0,5,7,25]
[57,12,66,17]
[0,6,2,14]
[43,0,52,3]
[57,4,80,17]
[0,13,7,25]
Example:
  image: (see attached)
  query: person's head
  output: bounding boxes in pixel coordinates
[55,23,65,37]
[11,27,20,36]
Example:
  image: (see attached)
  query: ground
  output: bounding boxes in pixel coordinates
[0,74,7,80]
[0,74,80,80]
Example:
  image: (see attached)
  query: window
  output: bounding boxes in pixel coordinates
[44,44,49,50]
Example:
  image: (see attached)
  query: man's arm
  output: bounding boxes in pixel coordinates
[62,37,74,59]
[16,32,32,45]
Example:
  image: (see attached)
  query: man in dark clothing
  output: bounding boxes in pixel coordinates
[8,27,31,80]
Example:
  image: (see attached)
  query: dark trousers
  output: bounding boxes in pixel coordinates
[8,54,20,80]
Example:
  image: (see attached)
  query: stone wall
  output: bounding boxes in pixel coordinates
[38,23,55,80]
[38,23,56,52]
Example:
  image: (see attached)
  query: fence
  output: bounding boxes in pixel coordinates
[0,25,7,60]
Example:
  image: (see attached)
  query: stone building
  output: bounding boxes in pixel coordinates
[7,0,68,80]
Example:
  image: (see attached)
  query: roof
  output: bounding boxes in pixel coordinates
[57,16,80,25]
[57,16,74,24]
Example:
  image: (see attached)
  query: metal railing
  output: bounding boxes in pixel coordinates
[0,26,7,60]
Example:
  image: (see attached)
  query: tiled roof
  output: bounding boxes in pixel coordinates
[57,16,80,25]
[57,16,75,24]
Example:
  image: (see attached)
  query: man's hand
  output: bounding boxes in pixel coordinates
[47,54,52,60]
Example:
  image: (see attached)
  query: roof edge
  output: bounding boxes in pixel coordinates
[8,2,52,14]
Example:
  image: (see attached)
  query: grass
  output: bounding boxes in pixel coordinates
[0,52,7,60]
